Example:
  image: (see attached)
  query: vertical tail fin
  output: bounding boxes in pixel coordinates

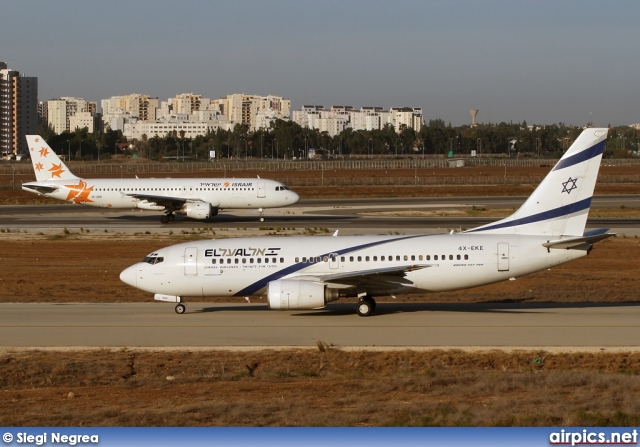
[26,135,79,181]
[466,127,608,236]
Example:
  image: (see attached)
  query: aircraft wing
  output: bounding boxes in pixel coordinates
[313,264,433,290]
[542,228,615,250]
[127,193,188,210]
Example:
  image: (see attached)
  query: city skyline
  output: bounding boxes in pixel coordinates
[2,0,640,127]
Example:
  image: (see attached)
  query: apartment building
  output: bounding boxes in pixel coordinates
[292,105,423,136]
[47,97,97,134]
[0,62,38,155]
[217,94,291,131]
[101,94,158,121]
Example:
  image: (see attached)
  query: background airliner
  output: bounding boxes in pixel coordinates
[22,135,299,223]
[120,128,613,315]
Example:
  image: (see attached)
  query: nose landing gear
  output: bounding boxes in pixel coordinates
[175,302,186,314]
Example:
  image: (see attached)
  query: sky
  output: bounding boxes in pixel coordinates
[2,0,639,127]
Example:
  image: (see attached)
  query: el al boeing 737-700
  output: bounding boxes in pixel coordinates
[120,128,613,315]
[22,135,299,223]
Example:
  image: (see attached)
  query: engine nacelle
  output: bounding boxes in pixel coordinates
[267,279,340,310]
[181,202,216,220]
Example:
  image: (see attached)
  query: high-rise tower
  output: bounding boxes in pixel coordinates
[0,62,38,155]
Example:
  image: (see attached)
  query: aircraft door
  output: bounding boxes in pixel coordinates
[497,242,509,272]
[257,181,266,198]
[329,253,339,269]
[184,247,198,276]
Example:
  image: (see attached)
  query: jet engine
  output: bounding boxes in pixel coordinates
[180,202,217,220]
[267,279,340,310]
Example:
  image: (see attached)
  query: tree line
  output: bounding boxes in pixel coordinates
[38,119,640,162]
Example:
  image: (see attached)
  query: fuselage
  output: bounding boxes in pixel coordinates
[22,177,299,211]
[120,233,587,298]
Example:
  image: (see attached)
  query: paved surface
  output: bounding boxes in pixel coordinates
[1,195,639,233]
[1,302,639,350]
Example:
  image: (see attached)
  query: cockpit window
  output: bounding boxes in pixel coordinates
[143,256,164,265]
[275,186,290,191]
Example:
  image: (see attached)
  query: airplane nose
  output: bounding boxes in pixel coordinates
[119,265,138,287]
[289,191,300,204]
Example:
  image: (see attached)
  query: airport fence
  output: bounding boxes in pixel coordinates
[1,158,640,190]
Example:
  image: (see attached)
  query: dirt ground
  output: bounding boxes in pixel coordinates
[1,164,640,427]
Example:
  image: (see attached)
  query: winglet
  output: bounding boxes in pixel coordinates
[26,135,79,181]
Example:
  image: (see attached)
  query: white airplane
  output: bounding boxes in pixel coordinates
[22,135,299,223]
[120,128,613,315]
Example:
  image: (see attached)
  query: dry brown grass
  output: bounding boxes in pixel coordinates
[2,349,640,426]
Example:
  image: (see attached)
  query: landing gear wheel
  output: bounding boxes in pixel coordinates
[168,213,175,222]
[260,217,265,222]
[356,297,376,317]
[175,303,186,314]
[161,215,169,224]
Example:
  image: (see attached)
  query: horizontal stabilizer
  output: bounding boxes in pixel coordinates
[542,228,615,250]
[22,183,59,194]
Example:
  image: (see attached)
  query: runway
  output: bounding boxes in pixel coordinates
[1,302,639,350]
[1,195,640,232]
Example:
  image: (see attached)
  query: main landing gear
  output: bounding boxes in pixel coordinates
[160,212,175,224]
[356,295,377,317]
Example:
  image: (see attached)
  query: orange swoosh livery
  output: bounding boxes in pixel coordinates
[49,163,66,178]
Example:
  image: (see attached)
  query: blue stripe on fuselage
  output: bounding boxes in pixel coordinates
[234,234,426,296]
